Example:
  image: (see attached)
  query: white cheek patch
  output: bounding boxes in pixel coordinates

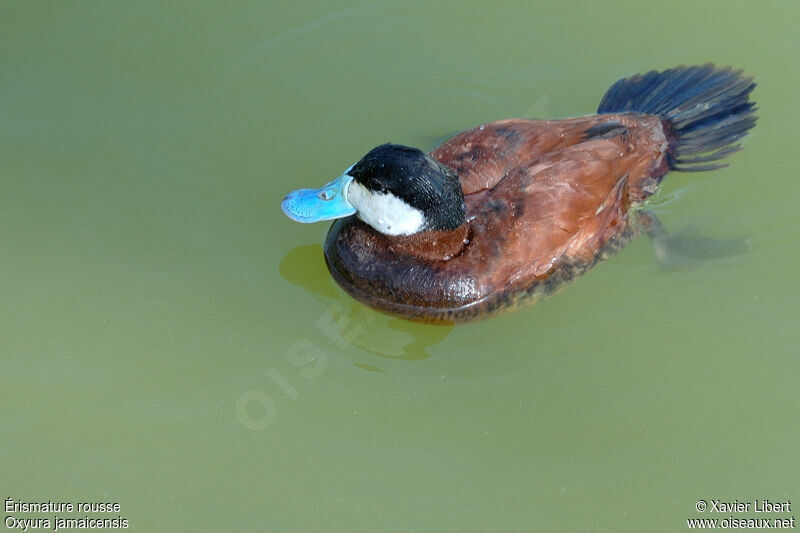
[346,181,425,236]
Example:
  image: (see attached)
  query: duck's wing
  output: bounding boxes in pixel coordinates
[430,116,635,195]
[461,135,653,294]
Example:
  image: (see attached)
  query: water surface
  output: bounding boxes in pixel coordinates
[2,1,798,531]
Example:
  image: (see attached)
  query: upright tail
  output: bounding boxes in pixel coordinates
[597,64,757,171]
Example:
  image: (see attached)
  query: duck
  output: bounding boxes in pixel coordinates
[281,64,757,323]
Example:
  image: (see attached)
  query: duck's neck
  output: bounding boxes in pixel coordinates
[385,224,470,262]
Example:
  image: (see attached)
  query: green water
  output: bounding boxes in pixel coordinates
[2,1,798,531]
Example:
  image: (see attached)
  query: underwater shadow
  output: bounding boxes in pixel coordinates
[279,244,453,361]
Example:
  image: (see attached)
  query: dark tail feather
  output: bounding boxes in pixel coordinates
[597,64,757,172]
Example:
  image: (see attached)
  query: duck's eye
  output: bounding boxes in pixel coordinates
[369,178,386,193]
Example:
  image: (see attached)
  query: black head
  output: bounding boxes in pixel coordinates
[345,144,466,235]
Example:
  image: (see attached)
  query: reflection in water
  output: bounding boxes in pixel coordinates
[352,362,386,373]
[279,244,452,362]
[639,211,749,270]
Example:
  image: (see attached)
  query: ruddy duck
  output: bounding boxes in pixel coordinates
[282,64,757,323]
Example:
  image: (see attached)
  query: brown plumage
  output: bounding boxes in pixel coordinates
[319,65,757,323]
